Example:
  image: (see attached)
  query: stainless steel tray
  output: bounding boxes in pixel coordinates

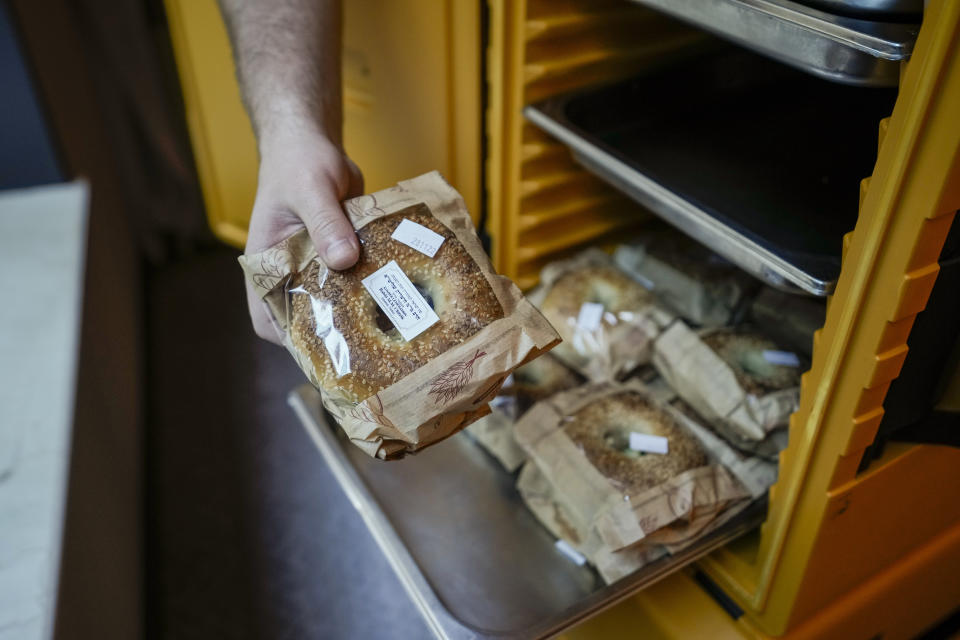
[628,0,919,86]
[525,49,897,296]
[289,385,764,639]
[802,0,923,19]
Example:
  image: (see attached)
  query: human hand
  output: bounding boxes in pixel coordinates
[244,128,364,344]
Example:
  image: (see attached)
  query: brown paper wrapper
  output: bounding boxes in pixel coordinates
[530,250,674,382]
[516,461,668,584]
[749,286,824,358]
[240,171,560,459]
[641,374,780,497]
[652,321,800,442]
[514,380,749,554]
[466,354,583,472]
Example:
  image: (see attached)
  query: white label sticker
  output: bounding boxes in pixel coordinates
[391,219,446,257]
[629,432,669,455]
[361,260,439,341]
[554,539,587,566]
[762,350,801,367]
[576,302,605,332]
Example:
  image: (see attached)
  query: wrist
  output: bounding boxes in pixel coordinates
[252,89,340,148]
[257,116,341,162]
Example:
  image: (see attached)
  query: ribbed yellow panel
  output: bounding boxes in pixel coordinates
[699,2,960,636]
[341,0,482,220]
[164,0,482,247]
[486,0,703,289]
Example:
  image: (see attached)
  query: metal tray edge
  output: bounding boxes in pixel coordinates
[289,386,766,639]
[288,389,464,639]
[523,104,834,296]
[628,0,917,62]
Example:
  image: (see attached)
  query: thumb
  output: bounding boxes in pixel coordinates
[299,189,360,270]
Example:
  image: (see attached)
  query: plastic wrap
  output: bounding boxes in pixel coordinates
[531,249,673,382]
[613,228,754,327]
[749,286,825,357]
[240,172,560,459]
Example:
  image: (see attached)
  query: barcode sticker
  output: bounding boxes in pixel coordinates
[629,432,669,454]
[576,302,605,332]
[362,261,439,341]
[391,219,445,257]
[555,539,587,566]
[762,350,801,367]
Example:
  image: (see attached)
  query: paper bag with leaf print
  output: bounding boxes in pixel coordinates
[516,461,669,584]
[240,171,560,460]
[652,322,802,443]
[513,380,750,558]
[465,353,583,472]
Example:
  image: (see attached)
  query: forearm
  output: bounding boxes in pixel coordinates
[220,0,360,339]
[218,0,343,150]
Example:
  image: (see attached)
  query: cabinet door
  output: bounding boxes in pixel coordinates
[164,0,482,247]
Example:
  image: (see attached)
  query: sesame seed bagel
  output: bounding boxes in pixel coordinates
[564,391,708,496]
[539,264,656,374]
[701,329,801,394]
[288,209,504,403]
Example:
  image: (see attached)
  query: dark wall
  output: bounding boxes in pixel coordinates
[8,1,145,638]
[0,1,62,189]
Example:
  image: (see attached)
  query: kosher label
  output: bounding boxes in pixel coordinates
[361,260,439,341]
[762,350,801,367]
[629,432,669,455]
[391,219,446,257]
[576,302,605,332]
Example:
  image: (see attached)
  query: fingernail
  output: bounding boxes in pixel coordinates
[324,237,357,268]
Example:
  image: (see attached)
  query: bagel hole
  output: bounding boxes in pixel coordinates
[416,283,435,310]
[374,282,436,335]
[374,307,396,333]
[603,428,645,458]
[587,279,621,309]
[739,349,775,378]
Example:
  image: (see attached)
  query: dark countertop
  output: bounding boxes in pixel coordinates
[145,247,430,640]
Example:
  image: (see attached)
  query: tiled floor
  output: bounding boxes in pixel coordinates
[145,248,430,640]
